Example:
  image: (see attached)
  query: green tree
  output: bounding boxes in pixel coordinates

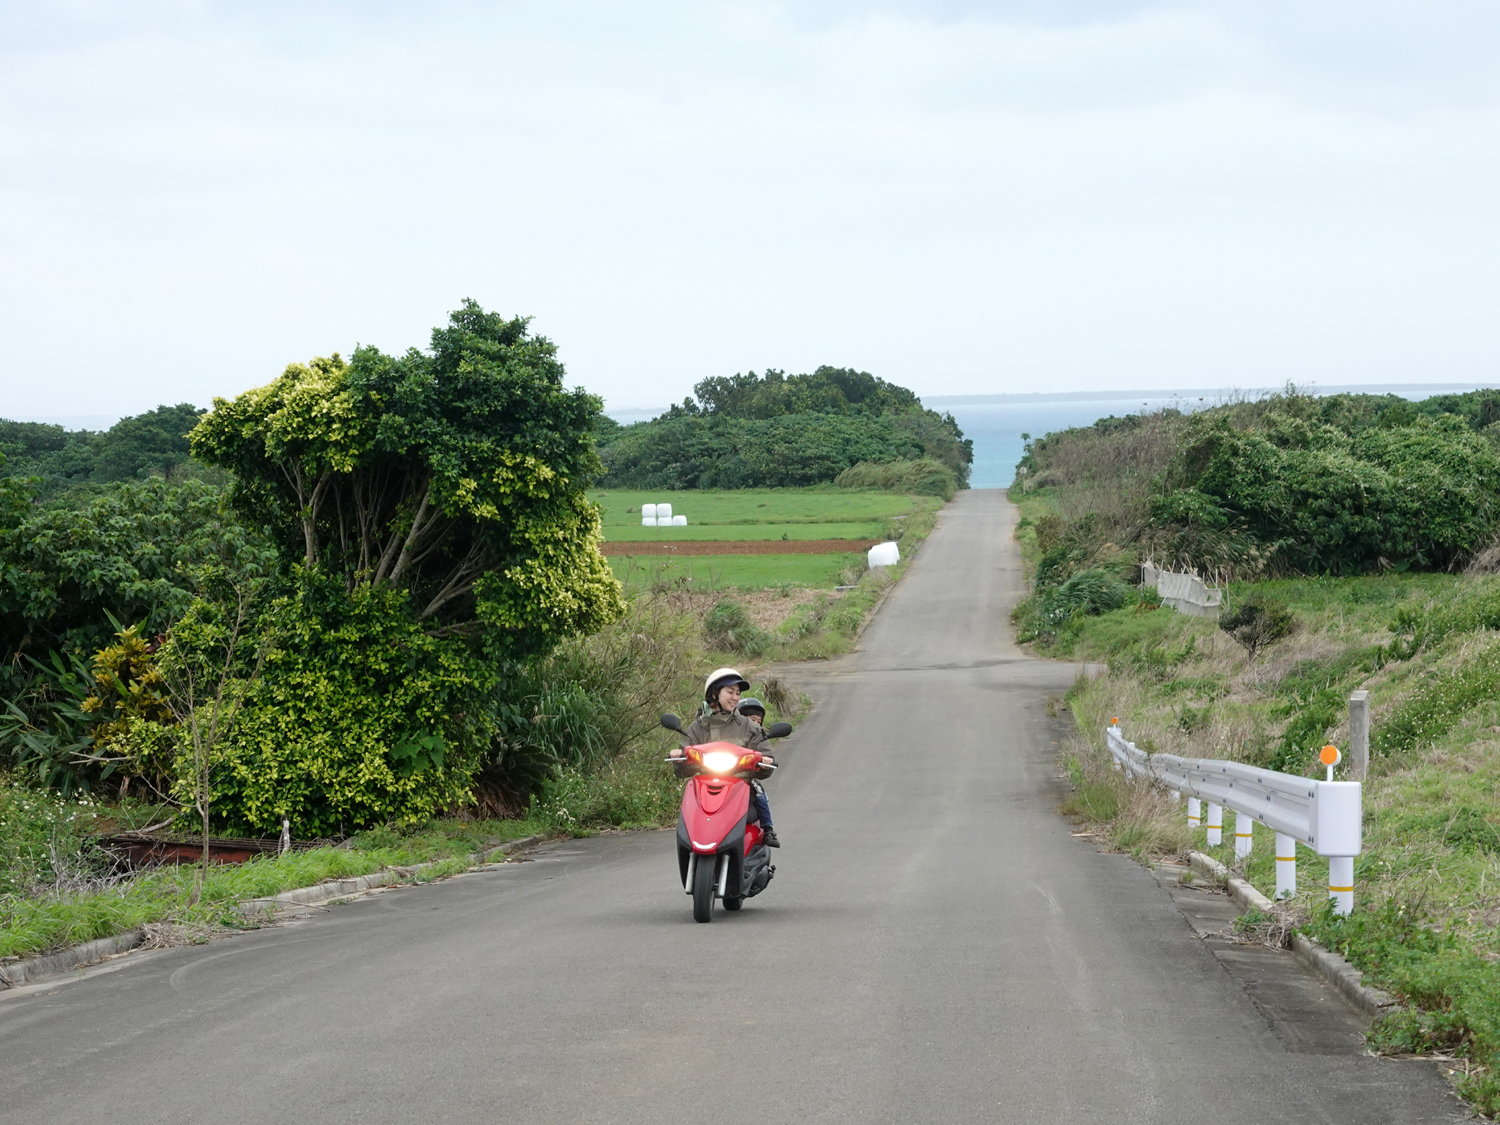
[178,301,626,833]
[192,301,623,650]
[91,403,203,481]
[677,366,924,419]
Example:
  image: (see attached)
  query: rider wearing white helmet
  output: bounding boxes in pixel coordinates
[673,667,781,847]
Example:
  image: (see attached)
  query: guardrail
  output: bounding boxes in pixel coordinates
[1105,721,1362,914]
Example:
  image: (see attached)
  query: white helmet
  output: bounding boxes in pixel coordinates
[704,667,750,705]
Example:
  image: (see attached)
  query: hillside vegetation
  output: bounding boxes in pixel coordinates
[1014,387,1500,1114]
[0,404,222,497]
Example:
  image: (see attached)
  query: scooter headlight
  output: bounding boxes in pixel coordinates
[701,750,739,774]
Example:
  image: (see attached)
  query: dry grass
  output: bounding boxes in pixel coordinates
[1057,715,1198,859]
[1231,897,1313,948]
[1023,410,1186,538]
[138,920,222,948]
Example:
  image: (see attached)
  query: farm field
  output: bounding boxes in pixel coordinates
[591,487,942,592]
[591,488,919,535]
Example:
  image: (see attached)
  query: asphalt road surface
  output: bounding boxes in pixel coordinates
[1,491,1465,1123]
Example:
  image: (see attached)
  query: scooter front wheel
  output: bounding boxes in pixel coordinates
[692,852,717,922]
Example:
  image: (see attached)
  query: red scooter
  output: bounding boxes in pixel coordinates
[661,713,792,923]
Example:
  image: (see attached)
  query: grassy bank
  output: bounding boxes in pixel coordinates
[0,813,544,960]
[1021,500,1500,1111]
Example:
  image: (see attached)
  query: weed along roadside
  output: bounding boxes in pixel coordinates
[0,832,547,990]
[1013,386,1500,1116]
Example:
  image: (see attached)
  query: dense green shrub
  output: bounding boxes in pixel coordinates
[1021,390,1500,580]
[191,302,623,651]
[150,302,629,833]
[179,577,496,836]
[1162,415,1500,574]
[1017,567,1138,644]
[0,478,274,659]
[835,458,957,500]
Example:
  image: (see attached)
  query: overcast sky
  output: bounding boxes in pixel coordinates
[2,1,1497,420]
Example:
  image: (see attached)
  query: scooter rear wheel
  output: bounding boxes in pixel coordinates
[692,853,717,923]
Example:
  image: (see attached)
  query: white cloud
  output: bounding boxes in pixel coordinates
[1,0,1497,416]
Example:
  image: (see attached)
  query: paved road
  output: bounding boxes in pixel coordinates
[1,491,1464,1123]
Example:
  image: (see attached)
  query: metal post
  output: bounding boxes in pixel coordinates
[1328,856,1354,916]
[1187,797,1201,828]
[1206,803,1223,846]
[1275,832,1296,899]
[1234,811,1253,860]
[1349,691,1370,782]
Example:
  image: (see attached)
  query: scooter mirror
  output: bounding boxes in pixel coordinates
[660,713,685,734]
[764,721,792,739]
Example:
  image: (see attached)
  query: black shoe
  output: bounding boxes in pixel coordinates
[763,827,781,848]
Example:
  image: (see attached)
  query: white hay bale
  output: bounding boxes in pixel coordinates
[641,503,657,519]
[672,514,687,526]
[656,502,672,520]
[642,517,657,527]
[867,541,900,568]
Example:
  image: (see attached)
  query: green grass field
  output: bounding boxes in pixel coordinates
[591,488,920,537]
[609,552,866,591]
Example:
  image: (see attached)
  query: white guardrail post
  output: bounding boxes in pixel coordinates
[1104,720,1362,915]
[1234,811,1252,859]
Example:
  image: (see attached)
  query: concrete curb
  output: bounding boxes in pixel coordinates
[0,833,549,990]
[235,834,546,918]
[0,930,146,988]
[1188,850,1399,1018]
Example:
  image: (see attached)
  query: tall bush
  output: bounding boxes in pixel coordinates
[173,302,626,833]
[176,577,492,836]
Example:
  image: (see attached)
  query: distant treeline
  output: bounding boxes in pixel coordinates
[0,404,219,495]
[597,367,972,491]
